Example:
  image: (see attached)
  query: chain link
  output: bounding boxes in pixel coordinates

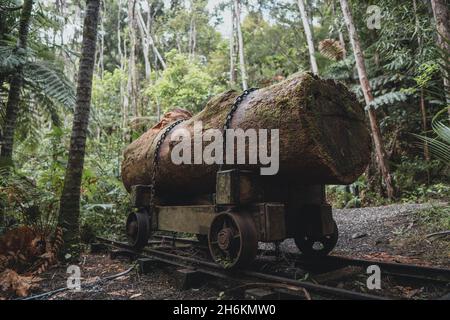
[148,88,257,206]
[220,88,258,171]
[149,119,186,208]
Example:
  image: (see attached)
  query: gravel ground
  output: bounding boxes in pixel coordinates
[261,203,447,260]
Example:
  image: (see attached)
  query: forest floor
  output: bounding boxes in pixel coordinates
[15,202,450,300]
[277,202,450,268]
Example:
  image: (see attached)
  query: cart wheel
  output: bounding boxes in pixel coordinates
[294,220,338,258]
[208,212,257,269]
[126,209,150,250]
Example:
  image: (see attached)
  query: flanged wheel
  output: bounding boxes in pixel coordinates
[294,220,338,258]
[126,209,150,250]
[208,212,257,269]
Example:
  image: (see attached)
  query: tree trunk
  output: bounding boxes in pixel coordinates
[297,0,319,75]
[229,6,236,85]
[234,0,248,90]
[117,0,128,141]
[338,31,347,59]
[420,89,430,162]
[97,1,104,78]
[136,5,151,81]
[127,0,139,117]
[413,0,430,162]
[339,0,395,199]
[58,0,100,254]
[430,0,450,110]
[332,0,347,59]
[136,6,166,71]
[122,73,371,200]
[0,0,33,166]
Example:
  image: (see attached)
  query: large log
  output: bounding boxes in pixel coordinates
[121,73,371,200]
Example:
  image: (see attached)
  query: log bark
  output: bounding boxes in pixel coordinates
[121,73,371,199]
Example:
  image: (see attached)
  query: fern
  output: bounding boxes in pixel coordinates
[324,55,355,80]
[0,45,28,74]
[319,38,344,61]
[367,91,410,110]
[23,61,75,109]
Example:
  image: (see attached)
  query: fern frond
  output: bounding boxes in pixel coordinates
[0,45,27,74]
[23,61,75,109]
[319,38,344,61]
[367,91,410,110]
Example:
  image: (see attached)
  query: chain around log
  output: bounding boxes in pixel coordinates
[150,88,257,206]
[219,88,258,171]
[149,119,186,208]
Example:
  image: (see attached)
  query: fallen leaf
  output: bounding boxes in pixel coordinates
[0,269,42,297]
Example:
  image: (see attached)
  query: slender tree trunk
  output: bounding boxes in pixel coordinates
[127,0,139,117]
[229,6,236,85]
[420,89,430,161]
[338,31,347,59]
[332,0,347,59]
[188,14,194,58]
[339,0,395,199]
[117,0,128,142]
[413,0,430,162]
[297,0,319,75]
[234,0,248,90]
[0,0,33,166]
[97,0,104,78]
[192,20,197,57]
[430,0,450,110]
[136,5,151,81]
[136,7,166,70]
[58,0,100,253]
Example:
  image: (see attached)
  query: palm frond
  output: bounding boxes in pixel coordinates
[413,134,450,165]
[414,107,450,165]
[23,61,75,109]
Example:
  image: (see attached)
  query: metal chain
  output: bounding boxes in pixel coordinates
[148,88,257,206]
[220,88,258,171]
[149,119,186,208]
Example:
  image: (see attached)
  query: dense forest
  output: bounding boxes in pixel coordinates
[0,0,449,291]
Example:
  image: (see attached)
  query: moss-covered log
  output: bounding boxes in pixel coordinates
[121,73,371,199]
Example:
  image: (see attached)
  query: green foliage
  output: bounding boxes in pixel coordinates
[145,50,220,113]
[394,156,449,202]
[2,0,450,243]
[24,61,75,109]
[414,108,450,165]
[0,168,59,235]
[415,206,450,233]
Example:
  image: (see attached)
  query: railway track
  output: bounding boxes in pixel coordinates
[95,236,450,300]
[143,234,450,285]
